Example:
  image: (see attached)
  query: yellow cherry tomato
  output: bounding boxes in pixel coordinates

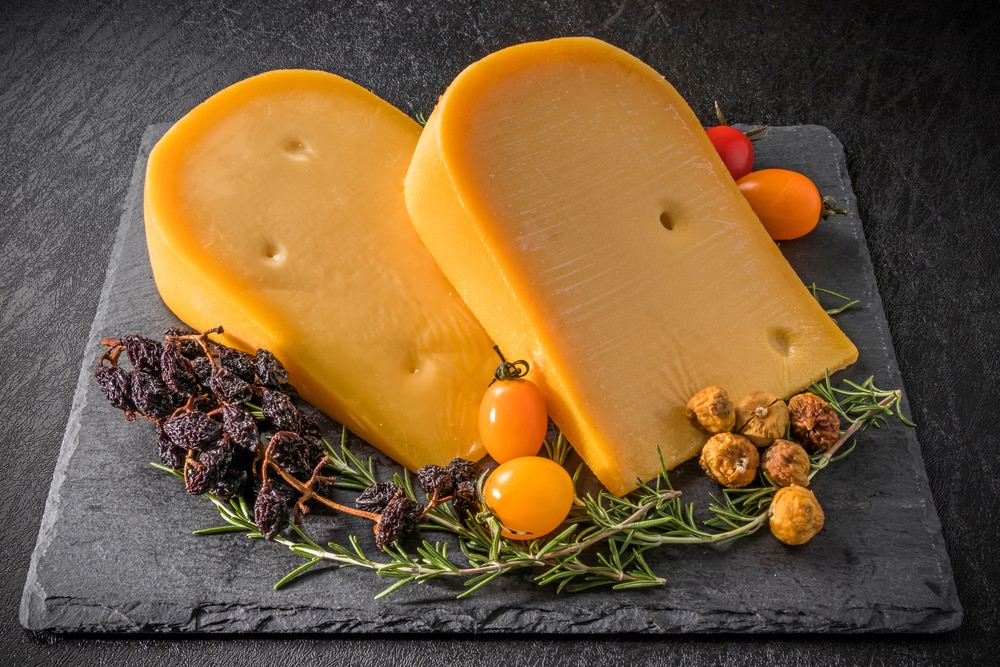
[737,168,823,241]
[478,378,548,463]
[483,456,575,540]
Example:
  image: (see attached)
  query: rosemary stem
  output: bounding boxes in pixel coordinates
[641,512,768,546]
[298,490,680,581]
[541,491,680,560]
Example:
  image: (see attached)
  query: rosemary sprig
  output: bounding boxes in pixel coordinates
[164,372,912,598]
[807,372,915,429]
[809,283,860,315]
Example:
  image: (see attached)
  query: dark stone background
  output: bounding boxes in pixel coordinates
[2,0,997,664]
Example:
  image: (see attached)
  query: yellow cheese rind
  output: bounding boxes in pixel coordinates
[144,69,496,471]
[404,38,858,495]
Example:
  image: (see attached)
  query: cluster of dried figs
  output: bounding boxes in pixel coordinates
[685,385,843,545]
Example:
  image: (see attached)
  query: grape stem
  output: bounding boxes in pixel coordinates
[261,451,381,522]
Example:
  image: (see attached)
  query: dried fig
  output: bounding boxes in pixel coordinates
[761,439,811,487]
[699,432,759,488]
[735,390,789,447]
[788,392,841,452]
[685,386,736,434]
[769,484,824,545]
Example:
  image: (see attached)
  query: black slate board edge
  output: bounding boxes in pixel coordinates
[19,130,156,633]
[19,124,963,635]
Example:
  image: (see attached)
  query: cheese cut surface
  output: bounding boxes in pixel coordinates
[144,69,496,471]
[404,38,858,495]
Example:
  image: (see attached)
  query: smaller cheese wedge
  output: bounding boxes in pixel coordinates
[404,38,858,495]
[144,69,496,471]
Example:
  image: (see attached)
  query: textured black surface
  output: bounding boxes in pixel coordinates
[3,0,998,664]
[18,123,960,636]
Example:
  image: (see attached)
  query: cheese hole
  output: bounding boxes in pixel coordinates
[283,137,311,160]
[262,242,285,263]
[769,327,792,356]
[659,211,674,230]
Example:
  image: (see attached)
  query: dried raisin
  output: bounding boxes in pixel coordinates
[451,480,479,520]
[261,388,301,433]
[162,410,223,451]
[268,430,324,478]
[255,349,289,387]
[222,404,261,452]
[417,464,454,498]
[254,479,293,540]
[356,481,403,513]
[210,366,253,404]
[95,365,134,415]
[446,458,480,486]
[219,345,257,383]
[375,497,425,549]
[156,422,188,470]
[188,357,211,391]
[121,335,163,373]
[160,339,200,396]
[129,370,182,419]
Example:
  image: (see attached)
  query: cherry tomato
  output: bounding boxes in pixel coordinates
[479,378,548,463]
[737,168,823,241]
[706,125,754,181]
[483,456,575,540]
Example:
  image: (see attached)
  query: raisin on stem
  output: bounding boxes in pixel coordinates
[417,464,454,499]
[222,404,260,452]
[261,388,301,432]
[161,339,200,396]
[162,410,223,451]
[121,335,163,373]
[374,497,425,549]
[210,366,253,404]
[95,365,134,417]
[129,370,182,419]
[255,479,294,540]
[356,481,403,513]
[219,345,257,383]
[268,430,324,478]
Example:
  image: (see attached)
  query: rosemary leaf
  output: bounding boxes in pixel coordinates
[274,558,322,590]
[192,525,250,536]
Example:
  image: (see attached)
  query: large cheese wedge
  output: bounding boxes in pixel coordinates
[404,38,858,495]
[144,69,497,471]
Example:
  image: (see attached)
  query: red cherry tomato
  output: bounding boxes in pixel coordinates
[706,125,754,181]
[483,456,575,540]
[736,168,823,241]
[479,379,548,463]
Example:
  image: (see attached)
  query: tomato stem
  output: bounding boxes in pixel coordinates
[490,345,530,384]
[821,195,850,219]
[712,100,768,140]
[713,100,728,126]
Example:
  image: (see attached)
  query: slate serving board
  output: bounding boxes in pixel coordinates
[20,123,962,635]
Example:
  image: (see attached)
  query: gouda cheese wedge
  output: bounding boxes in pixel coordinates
[144,69,496,471]
[404,38,858,495]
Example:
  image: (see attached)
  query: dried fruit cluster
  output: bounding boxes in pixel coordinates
[356,458,481,548]
[95,327,481,550]
[96,327,302,502]
[685,384,842,545]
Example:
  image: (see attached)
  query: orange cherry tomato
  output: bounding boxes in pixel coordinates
[479,378,548,463]
[483,456,575,540]
[737,168,823,241]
